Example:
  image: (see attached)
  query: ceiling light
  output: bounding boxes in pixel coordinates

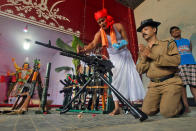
[23,39,31,50]
[23,24,28,33]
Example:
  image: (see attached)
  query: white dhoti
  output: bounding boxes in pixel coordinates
[108,48,146,101]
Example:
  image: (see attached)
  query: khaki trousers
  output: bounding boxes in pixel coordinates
[142,76,183,117]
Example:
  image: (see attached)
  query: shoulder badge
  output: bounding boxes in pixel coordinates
[167,39,175,47]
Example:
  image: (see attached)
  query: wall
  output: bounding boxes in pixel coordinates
[47,51,74,105]
[134,0,196,97]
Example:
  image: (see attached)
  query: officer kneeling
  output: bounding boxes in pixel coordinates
[136,19,184,117]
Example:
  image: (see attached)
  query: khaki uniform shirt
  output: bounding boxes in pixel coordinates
[136,40,180,79]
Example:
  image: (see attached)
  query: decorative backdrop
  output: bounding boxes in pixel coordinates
[0,0,80,36]
[0,0,139,62]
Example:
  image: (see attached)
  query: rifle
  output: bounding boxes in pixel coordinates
[40,62,51,113]
[9,59,41,114]
[35,41,148,121]
[18,59,41,112]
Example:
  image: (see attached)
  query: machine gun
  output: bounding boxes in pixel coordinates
[35,41,113,76]
[35,41,148,122]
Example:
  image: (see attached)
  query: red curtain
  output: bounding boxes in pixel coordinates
[0,75,5,82]
[127,8,139,63]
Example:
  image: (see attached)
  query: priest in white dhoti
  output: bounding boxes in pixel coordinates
[78,8,145,115]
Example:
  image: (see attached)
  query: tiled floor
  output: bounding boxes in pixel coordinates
[0,107,196,131]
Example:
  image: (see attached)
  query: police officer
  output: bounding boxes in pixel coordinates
[136,19,184,117]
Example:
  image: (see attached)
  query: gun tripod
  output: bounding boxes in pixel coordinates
[60,66,148,122]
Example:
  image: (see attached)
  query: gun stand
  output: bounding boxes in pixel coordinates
[60,65,148,122]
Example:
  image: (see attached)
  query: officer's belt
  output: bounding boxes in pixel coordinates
[150,74,175,83]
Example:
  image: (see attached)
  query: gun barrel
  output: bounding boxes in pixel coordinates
[35,41,87,61]
[60,52,86,62]
[35,41,63,51]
